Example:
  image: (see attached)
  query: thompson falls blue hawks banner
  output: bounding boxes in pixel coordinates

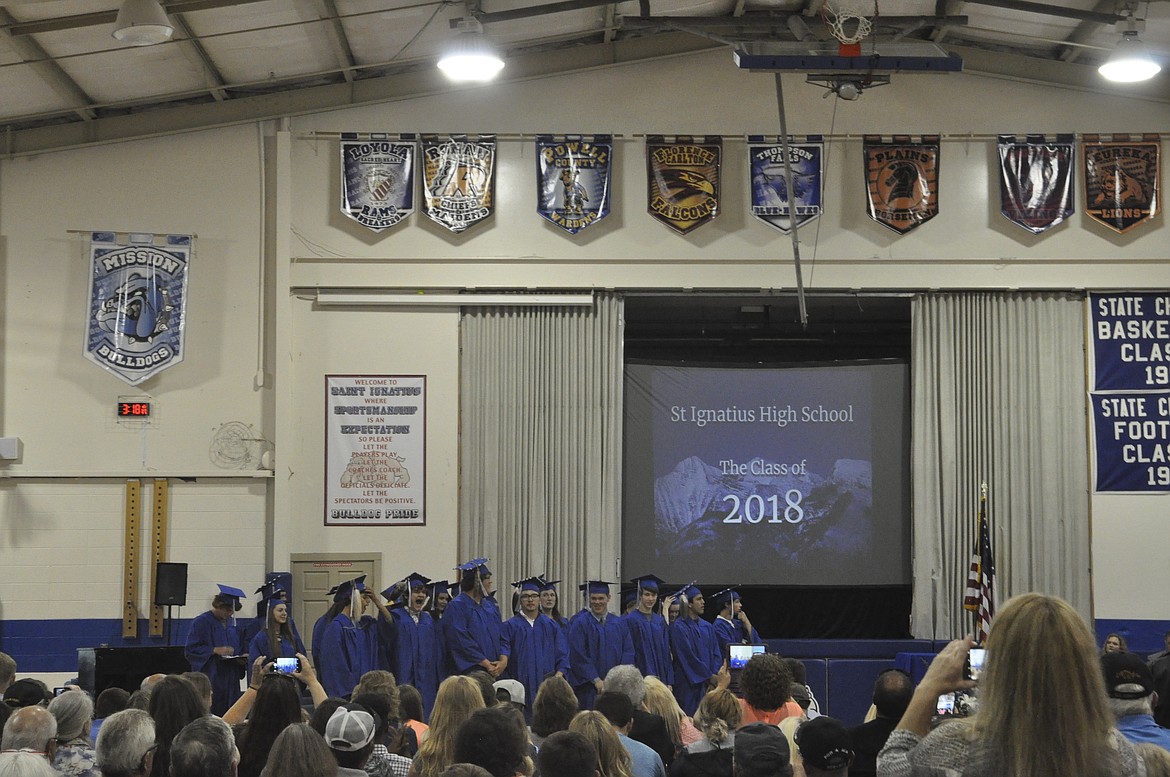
[748,135,824,234]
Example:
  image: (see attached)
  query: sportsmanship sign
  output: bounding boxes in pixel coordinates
[997,134,1075,234]
[535,134,612,235]
[646,135,721,234]
[747,135,824,233]
[422,134,495,233]
[1089,292,1170,492]
[1083,134,1160,234]
[85,232,190,386]
[340,133,416,232]
[326,375,426,526]
[863,135,940,234]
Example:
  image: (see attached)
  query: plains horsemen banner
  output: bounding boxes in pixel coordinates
[421,134,496,233]
[340,133,416,232]
[535,134,613,235]
[646,135,722,234]
[747,135,824,233]
[85,232,190,386]
[863,135,940,234]
[997,134,1075,234]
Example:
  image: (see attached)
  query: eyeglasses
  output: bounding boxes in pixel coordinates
[138,743,158,772]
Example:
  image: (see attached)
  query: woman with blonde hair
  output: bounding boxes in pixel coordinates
[878,592,1144,777]
[568,711,633,777]
[643,676,701,753]
[410,676,486,777]
[668,689,740,777]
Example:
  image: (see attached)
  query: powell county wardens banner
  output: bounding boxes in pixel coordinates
[1083,134,1160,234]
[997,134,1075,234]
[422,134,495,233]
[747,135,824,234]
[326,375,426,526]
[535,135,613,235]
[85,232,190,386]
[340,133,416,232]
[646,135,721,234]
[863,135,940,234]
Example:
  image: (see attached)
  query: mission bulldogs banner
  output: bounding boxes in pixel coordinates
[421,134,495,233]
[85,232,190,386]
[863,135,940,234]
[747,135,824,233]
[340,133,416,232]
[997,134,1075,234]
[535,135,613,235]
[1083,134,1160,234]
[646,135,721,234]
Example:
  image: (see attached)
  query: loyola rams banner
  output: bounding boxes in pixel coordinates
[748,135,824,233]
[340,133,416,232]
[85,232,190,386]
[535,134,613,235]
[646,135,721,234]
[863,135,940,234]
[422,134,496,233]
[997,134,1075,234]
[1083,134,1160,234]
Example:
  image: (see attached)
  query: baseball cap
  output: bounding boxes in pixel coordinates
[1102,651,1154,699]
[795,716,855,772]
[493,678,526,706]
[734,722,792,777]
[325,704,377,751]
[3,678,51,708]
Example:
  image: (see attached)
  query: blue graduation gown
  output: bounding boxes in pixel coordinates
[246,629,307,683]
[623,610,674,684]
[311,612,333,669]
[387,608,443,717]
[566,609,634,710]
[442,593,508,675]
[318,613,392,698]
[503,613,570,720]
[713,616,760,658]
[184,611,244,716]
[670,616,721,716]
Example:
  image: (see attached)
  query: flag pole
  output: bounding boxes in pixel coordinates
[976,482,987,638]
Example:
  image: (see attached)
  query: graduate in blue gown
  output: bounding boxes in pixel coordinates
[566,580,635,711]
[381,573,443,717]
[502,576,570,721]
[247,583,307,683]
[538,578,569,628]
[710,587,761,658]
[317,575,394,699]
[622,574,674,685]
[669,584,725,716]
[311,583,346,669]
[442,558,509,678]
[184,584,247,716]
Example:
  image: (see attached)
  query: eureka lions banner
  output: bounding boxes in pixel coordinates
[997,134,1075,234]
[863,135,940,234]
[85,232,190,386]
[1083,133,1160,234]
[340,133,416,232]
[748,135,824,233]
[535,134,613,235]
[646,135,721,234]
[422,134,496,233]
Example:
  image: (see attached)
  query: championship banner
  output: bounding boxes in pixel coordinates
[326,375,426,526]
[863,135,940,234]
[747,135,824,234]
[997,134,1075,234]
[1090,391,1170,492]
[421,134,495,233]
[340,132,416,232]
[1083,134,1160,234]
[85,232,190,386]
[535,134,613,235]
[1089,291,1170,391]
[646,135,721,234]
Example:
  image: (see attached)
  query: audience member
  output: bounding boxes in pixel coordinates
[642,678,700,753]
[349,672,412,757]
[309,699,349,736]
[324,705,378,777]
[234,674,304,777]
[125,692,150,713]
[1135,743,1170,777]
[794,718,853,777]
[733,723,792,777]
[170,716,239,777]
[0,655,15,696]
[492,681,527,719]
[0,751,58,777]
[181,674,214,715]
[4,680,50,710]
[738,656,798,726]
[262,723,338,777]
[1101,651,1170,750]
[147,675,207,777]
[847,670,912,777]
[1103,633,1129,655]
[452,707,532,777]
[397,685,428,741]
[603,667,672,767]
[47,689,98,777]
[529,676,578,749]
[351,693,412,777]
[781,660,819,719]
[1148,632,1170,666]
[411,676,486,777]
[2,705,57,760]
[569,711,633,777]
[466,672,497,710]
[593,693,665,777]
[669,689,739,777]
[536,731,598,777]
[94,709,155,777]
[437,767,492,777]
[90,687,130,742]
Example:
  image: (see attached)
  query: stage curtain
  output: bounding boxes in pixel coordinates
[459,294,624,602]
[911,292,1089,638]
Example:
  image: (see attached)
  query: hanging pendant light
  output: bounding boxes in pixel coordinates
[112,0,175,46]
[437,18,505,82]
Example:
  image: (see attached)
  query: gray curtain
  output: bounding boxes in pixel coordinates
[459,293,624,608]
[911,291,1090,638]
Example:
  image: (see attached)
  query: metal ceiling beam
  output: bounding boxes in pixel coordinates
[1,0,269,37]
[621,13,968,31]
[171,13,229,101]
[315,0,358,83]
[0,7,95,121]
[1057,0,1117,64]
[958,0,1121,25]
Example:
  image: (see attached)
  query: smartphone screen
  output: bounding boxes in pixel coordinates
[967,648,986,681]
[936,692,955,715]
[728,644,765,669]
[274,657,299,674]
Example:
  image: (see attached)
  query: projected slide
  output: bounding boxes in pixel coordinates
[622,362,910,587]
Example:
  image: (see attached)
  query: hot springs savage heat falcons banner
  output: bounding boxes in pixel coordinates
[340,133,416,232]
[646,135,721,234]
[535,134,613,235]
[422,134,496,233]
[747,135,824,233]
[85,232,190,386]
[997,134,1075,234]
[1083,133,1160,234]
[863,135,940,234]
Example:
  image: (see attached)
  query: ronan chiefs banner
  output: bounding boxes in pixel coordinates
[997,134,1075,234]
[747,135,824,233]
[1083,133,1160,234]
[85,232,190,386]
[863,135,940,234]
[340,133,416,232]
[535,134,613,235]
[422,134,496,233]
[646,135,721,234]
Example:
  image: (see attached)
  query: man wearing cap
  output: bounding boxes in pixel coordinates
[623,575,673,685]
[324,704,379,777]
[1102,651,1170,750]
[443,559,509,680]
[381,573,443,717]
[184,584,248,716]
[712,588,760,658]
[669,584,724,716]
[734,722,793,777]
[502,576,569,721]
[318,575,395,699]
[795,717,854,777]
[567,580,635,710]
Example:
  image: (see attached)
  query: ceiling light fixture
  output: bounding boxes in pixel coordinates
[437,18,505,82]
[112,0,175,46]
[1099,12,1161,83]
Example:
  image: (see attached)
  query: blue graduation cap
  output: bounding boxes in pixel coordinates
[620,587,636,609]
[711,586,742,609]
[578,580,614,596]
[669,581,701,601]
[383,572,431,604]
[538,577,560,593]
[332,575,367,603]
[426,579,456,600]
[255,580,287,603]
[456,557,492,576]
[512,576,545,593]
[629,574,668,594]
[216,584,247,611]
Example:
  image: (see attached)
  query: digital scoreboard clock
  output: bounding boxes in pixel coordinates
[117,401,152,417]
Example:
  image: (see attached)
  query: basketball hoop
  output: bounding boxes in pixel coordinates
[822,0,877,57]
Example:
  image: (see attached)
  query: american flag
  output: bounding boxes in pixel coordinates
[962,493,995,642]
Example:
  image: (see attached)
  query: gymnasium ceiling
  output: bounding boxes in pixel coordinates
[0,0,1168,155]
